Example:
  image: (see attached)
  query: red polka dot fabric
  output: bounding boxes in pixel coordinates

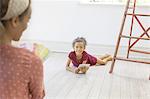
[0,45,45,99]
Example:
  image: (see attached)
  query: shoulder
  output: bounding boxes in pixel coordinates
[68,51,75,58]
[15,47,35,58]
[82,51,89,56]
[16,48,44,79]
[69,51,75,55]
[14,47,43,68]
[82,51,90,59]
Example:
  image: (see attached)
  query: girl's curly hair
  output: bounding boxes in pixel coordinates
[72,37,87,48]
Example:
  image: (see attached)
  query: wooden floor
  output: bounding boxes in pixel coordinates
[43,52,150,99]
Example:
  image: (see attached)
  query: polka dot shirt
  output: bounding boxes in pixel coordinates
[0,45,45,99]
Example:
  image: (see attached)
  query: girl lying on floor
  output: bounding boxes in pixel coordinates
[66,37,112,74]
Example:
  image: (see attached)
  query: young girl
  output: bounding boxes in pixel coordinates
[66,37,112,74]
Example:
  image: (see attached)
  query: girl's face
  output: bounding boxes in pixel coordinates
[74,42,85,55]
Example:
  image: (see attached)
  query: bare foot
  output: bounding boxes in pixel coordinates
[100,54,111,60]
[107,55,113,61]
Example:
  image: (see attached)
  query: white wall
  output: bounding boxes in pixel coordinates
[22,0,150,47]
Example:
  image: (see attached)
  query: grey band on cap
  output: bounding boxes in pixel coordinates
[2,0,29,20]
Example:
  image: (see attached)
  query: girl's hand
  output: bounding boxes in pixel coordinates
[74,68,80,74]
[78,65,89,74]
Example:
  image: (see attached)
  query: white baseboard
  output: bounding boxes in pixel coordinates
[13,39,115,55]
[13,39,150,59]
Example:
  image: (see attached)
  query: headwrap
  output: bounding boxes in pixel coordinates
[0,0,29,33]
[2,0,29,20]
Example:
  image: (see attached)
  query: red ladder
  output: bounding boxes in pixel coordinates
[109,0,150,79]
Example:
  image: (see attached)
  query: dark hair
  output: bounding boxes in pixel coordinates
[18,0,31,21]
[0,0,9,20]
[72,37,87,48]
[0,0,31,22]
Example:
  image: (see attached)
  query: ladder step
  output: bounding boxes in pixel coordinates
[126,13,150,17]
[128,7,134,9]
[115,57,150,64]
[121,35,150,40]
[130,49,150,54]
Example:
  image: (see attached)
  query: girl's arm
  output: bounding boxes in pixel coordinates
[66,58,71,67]
[66,58,79,73]
[66,58,73,72]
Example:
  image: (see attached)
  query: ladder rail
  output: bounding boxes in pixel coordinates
[127,0,136,58]
[109,0,131,73]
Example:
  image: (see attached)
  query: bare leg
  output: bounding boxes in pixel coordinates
[99,54,111,60]
[96,55,112,65]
